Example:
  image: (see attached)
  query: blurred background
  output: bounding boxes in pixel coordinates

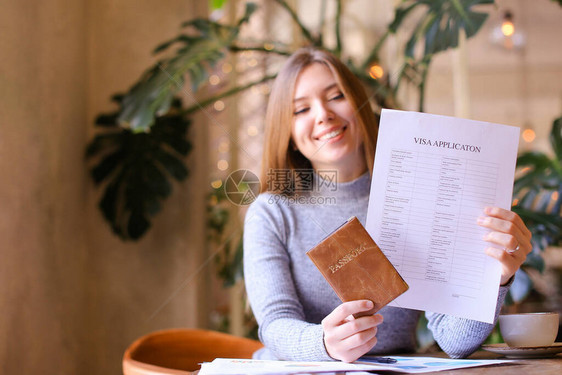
[1,1,561,374]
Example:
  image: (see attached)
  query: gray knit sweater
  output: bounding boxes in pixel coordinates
[243,172,508,361]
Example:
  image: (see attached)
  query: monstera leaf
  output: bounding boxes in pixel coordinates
[508,116,562,302]
[514,116,562,220]
[389,0,493,58]
[117,2,257,132]
[87,95,192,240]
[379,0,493,111]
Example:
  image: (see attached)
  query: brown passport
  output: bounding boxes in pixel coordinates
[306,216,409,318]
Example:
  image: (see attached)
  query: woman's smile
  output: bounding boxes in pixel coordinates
[315,125,347,142]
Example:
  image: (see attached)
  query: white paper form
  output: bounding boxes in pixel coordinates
[366,109,520,323]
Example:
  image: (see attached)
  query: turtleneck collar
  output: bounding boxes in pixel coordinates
[311,170,371,199]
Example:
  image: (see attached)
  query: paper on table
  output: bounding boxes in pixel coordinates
[198,356,514,374]
[366,109,520,323]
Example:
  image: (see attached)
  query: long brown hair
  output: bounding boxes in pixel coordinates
[260,47,378,194]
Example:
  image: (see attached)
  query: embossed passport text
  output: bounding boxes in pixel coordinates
[307,217,408,318]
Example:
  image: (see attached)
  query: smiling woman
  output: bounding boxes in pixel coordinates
[243,47,533,364]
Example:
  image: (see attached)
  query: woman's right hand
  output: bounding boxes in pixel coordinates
[321,300,383,362]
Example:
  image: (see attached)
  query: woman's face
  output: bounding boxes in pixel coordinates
[291,63,365,178]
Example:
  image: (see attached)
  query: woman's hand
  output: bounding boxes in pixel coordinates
[477,206,532,285]
[322,300,383,363]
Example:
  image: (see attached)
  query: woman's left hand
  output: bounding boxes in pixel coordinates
[477,206,532,285]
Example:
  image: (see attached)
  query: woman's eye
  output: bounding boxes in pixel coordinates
[294,107,309,115]
[330,93,344,101]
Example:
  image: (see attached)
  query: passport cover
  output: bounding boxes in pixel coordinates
[306,216,409,318]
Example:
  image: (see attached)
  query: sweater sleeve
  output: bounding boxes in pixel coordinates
[243,195,333,361]
[425,282,511,358]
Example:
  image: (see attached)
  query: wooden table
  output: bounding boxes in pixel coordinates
[193,351,561,374]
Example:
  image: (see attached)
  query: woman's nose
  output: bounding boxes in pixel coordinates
[315,102,335,124]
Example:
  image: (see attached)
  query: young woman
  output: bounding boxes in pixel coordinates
[243,47,532,363]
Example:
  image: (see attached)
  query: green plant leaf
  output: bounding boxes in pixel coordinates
[516,152,553,169]
[513,207,562,254]
[143,162,172,198]
[514,117,562,220]
[153,35,195,54]
[86,95,192,240]
[153,149,189,181]
[153,118,192,155]
[210,0,227,11]
[232,238,244,280]
[549,116,562,165]
[91,149,124,184]
[524,251,546,273]
[99,179,120,225]
[236,2,257,26]
[85,133,122,157]
[117,2,257,132]
[127,210,151,240]
[380,0,493,112]
[95,113,120,127]
[388,2,420,33]
[416,314,435,350]
[508,269,533,303]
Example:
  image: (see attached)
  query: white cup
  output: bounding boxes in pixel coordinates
[499,312,559,347]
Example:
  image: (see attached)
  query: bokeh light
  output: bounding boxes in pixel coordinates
[522,128,535,143]
[369,64,384,79]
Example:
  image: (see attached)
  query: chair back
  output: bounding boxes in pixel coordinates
[123,328,263,375]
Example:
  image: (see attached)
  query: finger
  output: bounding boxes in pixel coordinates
[482,230,532,255]
[322,300,374,328]
[482,231,521,251]
[329,314,383,340]
[477,216,531,250]
[340,325,378,350]
[485,246,525,281]
[477,216,527,240]
[483,207,532,239]
[338,333,379,363]
[486,245,527,263]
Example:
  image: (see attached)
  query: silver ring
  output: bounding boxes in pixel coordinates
[506,244,520,254]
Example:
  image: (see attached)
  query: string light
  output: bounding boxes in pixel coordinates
[209,74,221,85]
[222,63,233,74]
[490,9,525,50]
[248,58,258,67]
[501,11,515,37]
[247,125,258,136]
[214,100,225,111]
[217,159,229,171]
[522,128,536,143]
[211,179,223,189]
[369,63,384,79]
[264,43,274,51]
